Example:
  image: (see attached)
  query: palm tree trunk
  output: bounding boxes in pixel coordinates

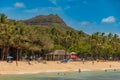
[19,49,22,61]
[6,45,10,59]
[16,48,19,66]
[2,43,6,60]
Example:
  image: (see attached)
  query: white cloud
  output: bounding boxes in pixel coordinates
[24,7,63,15]
[116,33,120,38]
[79,21,90,26]
[0,7,14,12]
[14,2,25,8]
[49,0,57,5]
[25,8,38,13]
[102,16,116,23]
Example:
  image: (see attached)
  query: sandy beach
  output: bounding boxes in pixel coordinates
[0,61,120,74]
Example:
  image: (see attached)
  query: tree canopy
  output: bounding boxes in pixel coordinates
[0,13,120,61]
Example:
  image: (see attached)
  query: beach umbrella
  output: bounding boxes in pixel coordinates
[6,56,13,63]
[7,56,13,62]
[7,56,13,59]
[70,55,77,59]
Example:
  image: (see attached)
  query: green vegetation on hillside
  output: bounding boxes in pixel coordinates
[0,13,120,62]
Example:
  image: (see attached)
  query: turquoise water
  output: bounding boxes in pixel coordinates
[0,71,120,80]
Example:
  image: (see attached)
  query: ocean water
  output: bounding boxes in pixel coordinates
[0,71,120,80]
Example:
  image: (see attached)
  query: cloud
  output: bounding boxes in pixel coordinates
[116,33,120,38]
[102,16,116,23]
[49,0,57,5]
[79,21,90,26]
[25,8,38,13]
[0,7,14,12]
[14,2,25,8]
[24,7,63,15]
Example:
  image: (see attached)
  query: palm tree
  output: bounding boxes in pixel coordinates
[108,33,113,42]
[0,14,7,23]
[112,34,119,60]
[0,22,14,60]
[12,23,27,66]
[90,32,100,59]
[0,14,8,60]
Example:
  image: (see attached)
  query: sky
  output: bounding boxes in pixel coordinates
[0,0,120,35]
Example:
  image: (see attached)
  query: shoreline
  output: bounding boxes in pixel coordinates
[0,68,119,75]
[0,61,120,75]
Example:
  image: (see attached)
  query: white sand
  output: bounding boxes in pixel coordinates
[0,61,120,74]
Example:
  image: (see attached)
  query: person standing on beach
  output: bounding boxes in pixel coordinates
[78,69,81,73]
[82,58,85,64]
